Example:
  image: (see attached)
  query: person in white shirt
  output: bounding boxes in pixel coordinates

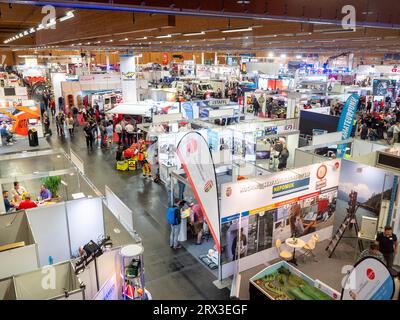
[11,181,27,199]
[125,123,135,146]
[120,119,127,145]
[115,122,123,145]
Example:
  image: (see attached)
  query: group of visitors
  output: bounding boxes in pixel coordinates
[168,199,205,250]
[2,181,52,212]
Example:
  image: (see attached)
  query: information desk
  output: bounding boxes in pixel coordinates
[249,261,340,300]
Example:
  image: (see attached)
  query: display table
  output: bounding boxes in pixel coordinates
[249,261,340,300]
[285,237,305,266]
[72,192,86,200]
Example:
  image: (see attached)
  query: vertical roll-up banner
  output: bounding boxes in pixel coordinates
[176,132,221,252]
[341,257,394,300]
[336,93,359,158]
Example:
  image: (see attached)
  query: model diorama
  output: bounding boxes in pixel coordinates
[252,264,332,300]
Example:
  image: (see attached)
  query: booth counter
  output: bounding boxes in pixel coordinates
[249,261,340,300]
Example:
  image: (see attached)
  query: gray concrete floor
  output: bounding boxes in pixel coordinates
[44,118,229,300]
[0,137,50,155]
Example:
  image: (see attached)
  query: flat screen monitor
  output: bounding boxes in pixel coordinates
[4,87,16,96]
[256,151,270,160]
[299,110,339,136]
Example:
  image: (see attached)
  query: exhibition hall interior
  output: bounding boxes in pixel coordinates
[0,0,400,301]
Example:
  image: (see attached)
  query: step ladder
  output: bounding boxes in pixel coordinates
[325,210,364,258]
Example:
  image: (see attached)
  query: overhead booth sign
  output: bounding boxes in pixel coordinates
[336,93,359,158]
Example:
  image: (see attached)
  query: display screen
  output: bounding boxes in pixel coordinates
[377,153,400,170]
[4,87,16,96]
[256,151,271,160]
[299,110,339,136]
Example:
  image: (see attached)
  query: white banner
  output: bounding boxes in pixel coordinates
[94,274,118,300]
[70,149,84,175]
[208,108,234,118]
[341,257,394,300]
[176,132,221,251]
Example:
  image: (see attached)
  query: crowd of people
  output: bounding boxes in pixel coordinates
[352,95,400,143]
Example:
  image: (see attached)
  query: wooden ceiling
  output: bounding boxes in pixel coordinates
[0,3,399,55]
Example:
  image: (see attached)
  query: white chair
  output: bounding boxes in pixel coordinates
[275,239,293,261]
[301,236,318,262]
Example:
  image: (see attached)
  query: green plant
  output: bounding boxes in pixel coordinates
[41,176,61,198]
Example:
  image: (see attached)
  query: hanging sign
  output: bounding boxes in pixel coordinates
[176,132,221,252]
[341,257,394,300]
[336,93,359,158]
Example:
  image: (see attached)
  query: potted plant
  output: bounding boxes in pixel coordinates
[41,176,62,199]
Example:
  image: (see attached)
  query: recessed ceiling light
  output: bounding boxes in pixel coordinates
[268,52,274,57]
[155,34,172,39]
[183,31,205,37]
[222,27,253,33]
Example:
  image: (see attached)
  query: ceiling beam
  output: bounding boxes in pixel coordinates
[3,0,400,29]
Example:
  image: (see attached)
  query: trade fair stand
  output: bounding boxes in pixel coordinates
[293,137,387,168]
[294,140,400,263]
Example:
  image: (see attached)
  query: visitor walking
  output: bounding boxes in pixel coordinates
[106,121,114,147]
[83,122,93,150]
[66,114,74,137]
[55,111,65,136]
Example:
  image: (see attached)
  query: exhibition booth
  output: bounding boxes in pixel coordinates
[173,130,399,299]
[0,244,144,300]
[0,261,84,300]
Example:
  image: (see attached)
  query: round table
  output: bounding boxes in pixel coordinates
[285,237,305,265]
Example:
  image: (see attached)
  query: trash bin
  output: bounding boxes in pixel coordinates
[28,129,39,147]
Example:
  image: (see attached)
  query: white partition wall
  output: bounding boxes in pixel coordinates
[13,261,83,300]
[0,245,39,280]
[0,278,16,300]
[66,197,105,257]
[105,186,134,234]
[27,203,71,266]
[0,213,39,279]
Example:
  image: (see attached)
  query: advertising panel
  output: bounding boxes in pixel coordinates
[176,132,221,251]
[341,257,394,300]
[220,159,340,270]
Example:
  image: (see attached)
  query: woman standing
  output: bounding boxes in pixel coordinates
[66,114,74,137]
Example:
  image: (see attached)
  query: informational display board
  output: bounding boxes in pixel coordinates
[94,274,118,300]
[219,159,341,278]
[341,257,394,300]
